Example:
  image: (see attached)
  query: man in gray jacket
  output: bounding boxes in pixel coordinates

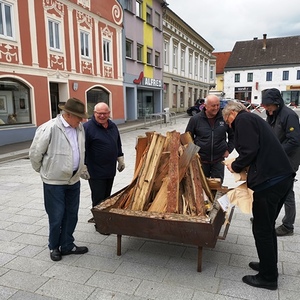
[29,98,89,261]
[262,88,300,236]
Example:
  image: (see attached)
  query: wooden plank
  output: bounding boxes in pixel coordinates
[180,132,214,203]
[131,133,166,211]
[166,131,180,213]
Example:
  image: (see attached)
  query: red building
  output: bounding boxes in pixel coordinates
[0,0,124,146]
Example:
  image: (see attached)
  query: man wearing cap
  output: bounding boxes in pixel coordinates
[261,88,300,236]
[29,98,89,261]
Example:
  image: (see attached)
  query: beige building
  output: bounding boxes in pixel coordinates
[162,7,216,112]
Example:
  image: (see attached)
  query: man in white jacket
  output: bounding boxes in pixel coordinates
[29,98,89,261]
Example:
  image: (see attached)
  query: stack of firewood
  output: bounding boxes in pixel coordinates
[104,130,219,217]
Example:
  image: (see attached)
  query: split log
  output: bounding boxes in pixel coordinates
[180,132,214,203]
[130,133,166,211]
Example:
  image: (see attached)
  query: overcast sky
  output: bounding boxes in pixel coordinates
[168,0,300,52]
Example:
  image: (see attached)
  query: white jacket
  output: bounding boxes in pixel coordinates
[29,115,85,185]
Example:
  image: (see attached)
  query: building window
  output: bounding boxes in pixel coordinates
[137,43,143,62]
[80,31,90,57]
[204,60,208,80]
[180,49,185,71]
[103,39,111,63]
[234,73,240,83]
[194,56,198,76]
[173,45,178,69]
[266,71,272,81]
[126,39,133,58]
[147,48,152,65]
[189,52,193,74]
[154,11,160,29]
[146,6,152,24]
[297,70,300,80]
[48,19,61,50]
[124,0,133,12]
[136,1,142,18]
[0,78,31,126]
[0,1,13,39]
[210,65,214,80]
[247,72,253,82]
[200,57,203,77]
[87,87,109,118]
[164,40,169,65]
[282,70,289,81]
[155,51,160,67]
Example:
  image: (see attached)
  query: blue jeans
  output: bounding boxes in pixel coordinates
[43,181,80,252]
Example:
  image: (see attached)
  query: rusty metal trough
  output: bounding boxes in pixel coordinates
[92,190,234,272]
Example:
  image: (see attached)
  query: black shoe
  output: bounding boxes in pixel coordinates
[50,248,61,261]
[276,224,294,236]
[88,217,95,223]
[61,245,88,256]
[250,217,253,223]
[249,261,260,272]
[242,274,277,290]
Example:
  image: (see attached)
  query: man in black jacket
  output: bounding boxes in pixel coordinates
[261,88,300,236]
[223,101,295,290]
[185,94,234,182]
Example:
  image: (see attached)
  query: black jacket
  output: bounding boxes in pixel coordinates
[83,116,123,179]
[185,109,235,163]
[231,110,294,190]
[265,97,300,172]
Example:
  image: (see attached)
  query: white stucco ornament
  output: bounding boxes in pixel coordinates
[112,4,123,25]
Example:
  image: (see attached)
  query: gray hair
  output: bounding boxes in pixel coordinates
[222,100,247,118]
[205,94,220,104]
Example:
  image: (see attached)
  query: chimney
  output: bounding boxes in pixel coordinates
[262,33,267,50]
[253,37,258,40]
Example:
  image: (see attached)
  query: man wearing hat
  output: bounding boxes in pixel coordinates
[261,88,300,236]
[29,98,89,261]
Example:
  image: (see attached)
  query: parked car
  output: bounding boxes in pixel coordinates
[187,99,204,116]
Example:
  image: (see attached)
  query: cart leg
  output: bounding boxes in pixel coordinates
[117,234,122,256]
[197,246,202,272]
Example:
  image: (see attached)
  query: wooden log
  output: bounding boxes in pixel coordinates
[189,156,206,216]
[166,131,180,213]
[181,170,197,216]
[130,133,166,211]
[134,136,149,173]
[149,140,199,213]
[180,132,214,203]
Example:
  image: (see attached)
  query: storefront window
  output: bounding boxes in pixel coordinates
[0,78,31,126]
[86,87,109,118]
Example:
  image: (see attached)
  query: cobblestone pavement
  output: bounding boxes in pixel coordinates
[0,115,299,299]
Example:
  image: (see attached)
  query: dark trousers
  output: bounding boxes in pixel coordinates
[201,160,225,183]
[252,175,293,281]
[281,183,296,229]
[88,178,114,207]
[43,181,80,252]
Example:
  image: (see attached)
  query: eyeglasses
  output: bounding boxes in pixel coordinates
[94,111,109,116]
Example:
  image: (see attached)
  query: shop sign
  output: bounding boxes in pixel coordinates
[143,77,162,88]
[235,87,252,92]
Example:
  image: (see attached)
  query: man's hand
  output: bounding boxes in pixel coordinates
[80,165,90,180]
[117,156,125,172]
[223,150,230,158]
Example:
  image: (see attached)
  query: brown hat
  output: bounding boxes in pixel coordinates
[58,98,88,119]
